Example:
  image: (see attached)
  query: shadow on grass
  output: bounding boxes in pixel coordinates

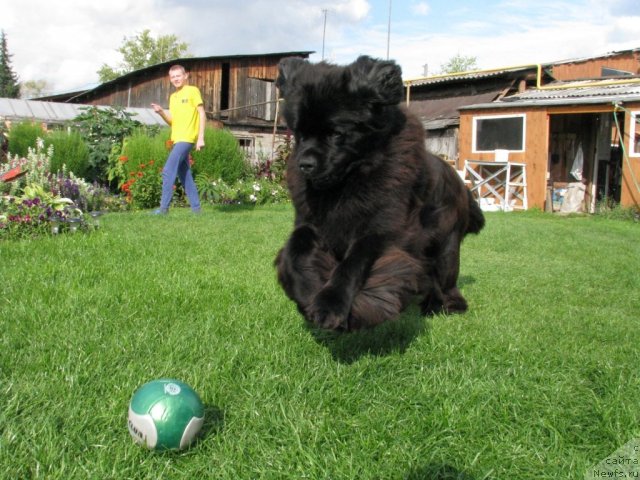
[457,275,476,288]
[200,404,225,442]
[405,464,477,479]
[215,204,258,213]
[308,304,430,364]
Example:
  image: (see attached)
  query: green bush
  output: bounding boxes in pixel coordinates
[124,160,163,210]
[192,128,250,183]
[72,106,144,184]
[44,129,90,178]
[195,174,289,205]
[118,128,170,185]
[119,126,250,193]
[7,121,45,157]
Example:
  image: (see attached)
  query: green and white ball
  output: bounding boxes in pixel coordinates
[128,379,205,451]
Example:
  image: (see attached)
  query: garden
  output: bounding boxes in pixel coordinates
[0,106,289,240]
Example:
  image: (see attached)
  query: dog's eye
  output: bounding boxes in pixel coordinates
[332,131,345,143]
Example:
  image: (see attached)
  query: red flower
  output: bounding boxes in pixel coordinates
[137,172,143,177]
[165,140,174,150]
[119,155,128,163]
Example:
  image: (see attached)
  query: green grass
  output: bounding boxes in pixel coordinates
[1,206,639,479]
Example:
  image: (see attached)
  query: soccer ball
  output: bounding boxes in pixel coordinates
[128,379,205,451]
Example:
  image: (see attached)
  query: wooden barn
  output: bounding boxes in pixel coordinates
[406,48,640,212]
[46,51,313,161]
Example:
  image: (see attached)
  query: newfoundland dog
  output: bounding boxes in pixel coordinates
[274,56,484,331]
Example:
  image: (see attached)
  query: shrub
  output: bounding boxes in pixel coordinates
[0,139,52,196]
[7,121,45,157]
[117,128,170,187]
[0,188,89,240]
[44,129,90,178]
[254,131,291,185]
[49,168,113,213]
[594,201,640,222]
[195,174,289,206]
[72,106,144,184]
[121,160,163,210]
[191,128,250,184]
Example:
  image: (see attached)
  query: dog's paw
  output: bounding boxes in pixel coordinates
[308,287,350,330]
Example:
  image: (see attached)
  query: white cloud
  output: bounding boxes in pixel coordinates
[1,0,638,95]
[411,2,430,16]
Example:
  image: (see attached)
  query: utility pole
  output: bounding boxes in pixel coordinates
[386,0,392,59]
[322,9,328,60]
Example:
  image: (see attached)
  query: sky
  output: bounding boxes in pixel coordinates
[2,0,639,95]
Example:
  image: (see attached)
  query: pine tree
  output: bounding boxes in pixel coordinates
[0,30,20,98]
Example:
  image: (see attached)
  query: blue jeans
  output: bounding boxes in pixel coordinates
[160,142,200,212]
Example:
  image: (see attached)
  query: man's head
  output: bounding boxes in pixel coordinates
[169,65,188,89]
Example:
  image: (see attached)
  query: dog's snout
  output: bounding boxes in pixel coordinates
[298,156,317,175]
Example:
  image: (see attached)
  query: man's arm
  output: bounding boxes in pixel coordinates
[195,104,206,151]
[151,103,172,126]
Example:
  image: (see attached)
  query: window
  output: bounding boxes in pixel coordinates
[247,78,278,121]
[236,136,255,160]
[472,114,526,153]
[630,111,640,157]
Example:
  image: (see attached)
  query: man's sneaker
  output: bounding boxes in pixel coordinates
[151,208,168,215]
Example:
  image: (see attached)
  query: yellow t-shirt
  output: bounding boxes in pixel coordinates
[169,85,203,143]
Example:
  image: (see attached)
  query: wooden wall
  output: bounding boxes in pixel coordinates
[460,103,640,210]
[621,107,640,207]
[551,50,640,80]
[459,107,549,209]
[76,54,302,125]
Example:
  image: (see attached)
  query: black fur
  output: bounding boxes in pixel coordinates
[274,56,484,331]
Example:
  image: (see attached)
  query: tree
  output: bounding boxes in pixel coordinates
[439,54,479,74]
[0,30,20,98]
[21,79,49,99]
[98,29,192,82]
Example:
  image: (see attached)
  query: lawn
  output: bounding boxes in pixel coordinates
[1,206,638,479]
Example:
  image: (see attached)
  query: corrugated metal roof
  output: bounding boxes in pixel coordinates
[549,47,640,66]
[460,80,640,110]
[405,65,539,87]
[501,80,640,101]
[0,98,165,125]
[410,89,503,129]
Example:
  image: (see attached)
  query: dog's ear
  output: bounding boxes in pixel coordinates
[349,55,404,106]
[276,57,307,97]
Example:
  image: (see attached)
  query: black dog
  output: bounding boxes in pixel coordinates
[274,56,484,331]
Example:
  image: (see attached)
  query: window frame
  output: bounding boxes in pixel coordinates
[471,113,526,154]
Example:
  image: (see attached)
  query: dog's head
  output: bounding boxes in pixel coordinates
[276,56,405,189]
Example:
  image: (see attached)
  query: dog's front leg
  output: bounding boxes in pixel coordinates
[308,233,386,329]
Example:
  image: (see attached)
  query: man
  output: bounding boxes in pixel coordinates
[151,64,204,214]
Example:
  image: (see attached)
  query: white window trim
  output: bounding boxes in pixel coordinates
[472,113,526,154]
[630,111,640,158]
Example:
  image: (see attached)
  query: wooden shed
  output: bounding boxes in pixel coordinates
[458,80,640,211]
